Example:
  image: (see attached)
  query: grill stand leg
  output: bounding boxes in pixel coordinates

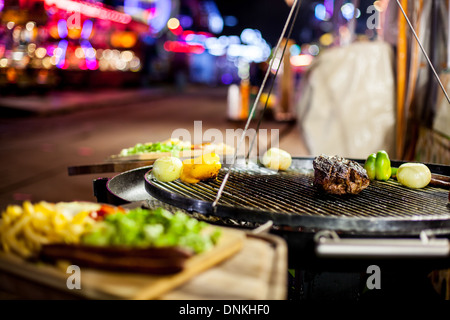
[287,268,443,300]
[288,269,362,300]
[93,178,109,204]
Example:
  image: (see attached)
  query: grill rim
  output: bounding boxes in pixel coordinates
[143,157,450,234]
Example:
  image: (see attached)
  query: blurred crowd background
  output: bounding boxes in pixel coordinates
[0,0,378,93]
[0,0,449,163]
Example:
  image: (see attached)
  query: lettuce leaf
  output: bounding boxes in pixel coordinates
[81,207,221,254]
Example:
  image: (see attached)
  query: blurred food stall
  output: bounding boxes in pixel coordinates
[0,0,174,93]
[287,0,449,163]
[395,0,450,165]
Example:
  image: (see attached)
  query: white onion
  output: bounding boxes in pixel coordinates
[261,148,292,171]
[397,163,431,189]
[152,156,183,182]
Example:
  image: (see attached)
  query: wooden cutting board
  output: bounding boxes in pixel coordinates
[0,227,245,300]
[160,233,288,300]
[67,148,237,175]
[107,151,183,162]
[107,147,235,162]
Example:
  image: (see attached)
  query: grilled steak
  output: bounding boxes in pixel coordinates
[313,154,370,195]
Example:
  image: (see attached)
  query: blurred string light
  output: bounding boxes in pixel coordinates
[0,12,139,74]
[123,0,140,16]
[341,3,354,20]
[165,20,212,54]
[308,44,320,56]
[54,17,96,70]
[0,58,8,68]
[28,43,37,54]
[80,20,93,39]
[167,17,180,29]
[44,0,132,24]
[55,40,68,69]
[97,48,140,72]
[289,44,301,56]
[319,33,334,46]
[164,40,205,54]
[204,0,223,34]
[204,28,271,63]
[12,51,24,61]
[290,54,313,67]
[25,21,36,32]
[35,47,47,59]
[324,0,334,16]
[164,27,270,64]
[80,40,97,70]
[178,15,193,29]
[315,4,330,21]
[341,2,361,20]
[315,1,361,21]
[167,17,183,36]
[237,62,249,80]
[182,30,211,45]
[148,0,173,35]
[57,19,68,38]
[111,31,137,48]
[221,73,233,85]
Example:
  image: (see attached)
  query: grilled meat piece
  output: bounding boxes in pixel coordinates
[313,154,370,195]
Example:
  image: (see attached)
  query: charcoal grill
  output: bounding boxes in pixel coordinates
[143,158,450,236]
[95,157,450,260]
[92,157,450,299]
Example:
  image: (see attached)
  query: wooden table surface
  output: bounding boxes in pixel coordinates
[0,230,287,300]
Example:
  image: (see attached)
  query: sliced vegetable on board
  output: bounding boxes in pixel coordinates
[0,202,222,265]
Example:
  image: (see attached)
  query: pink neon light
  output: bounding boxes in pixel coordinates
[44,0,132,24]
[180,30,213,43]
[163,41,205,54]
[86,58,98,70]
[170,25,183,36]
[79,60,87,70]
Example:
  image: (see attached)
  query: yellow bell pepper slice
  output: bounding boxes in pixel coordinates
[180,153,222,184]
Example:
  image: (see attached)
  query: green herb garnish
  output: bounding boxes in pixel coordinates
[119,141,190,157]
[82,208,221,254]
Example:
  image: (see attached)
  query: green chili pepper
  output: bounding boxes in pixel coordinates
[390,167,398,178]
[364,153,377,180]
[375,150,391,181]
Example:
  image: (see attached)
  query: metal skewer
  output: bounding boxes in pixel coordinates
[395,0,450,104]
[246,0,301,162]
[212,0,301,208]
[214,0,448,208]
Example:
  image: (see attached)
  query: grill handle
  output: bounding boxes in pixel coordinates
[251,220,274,235]
[314,230,450,259]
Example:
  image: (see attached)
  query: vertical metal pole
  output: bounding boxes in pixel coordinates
[212,0,301,208]
[396,0,408,159]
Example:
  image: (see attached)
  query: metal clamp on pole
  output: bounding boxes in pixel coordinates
[314,230,450,259]
[251,220,274,235]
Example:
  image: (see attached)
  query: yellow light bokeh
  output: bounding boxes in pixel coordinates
[167,17,180,30]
